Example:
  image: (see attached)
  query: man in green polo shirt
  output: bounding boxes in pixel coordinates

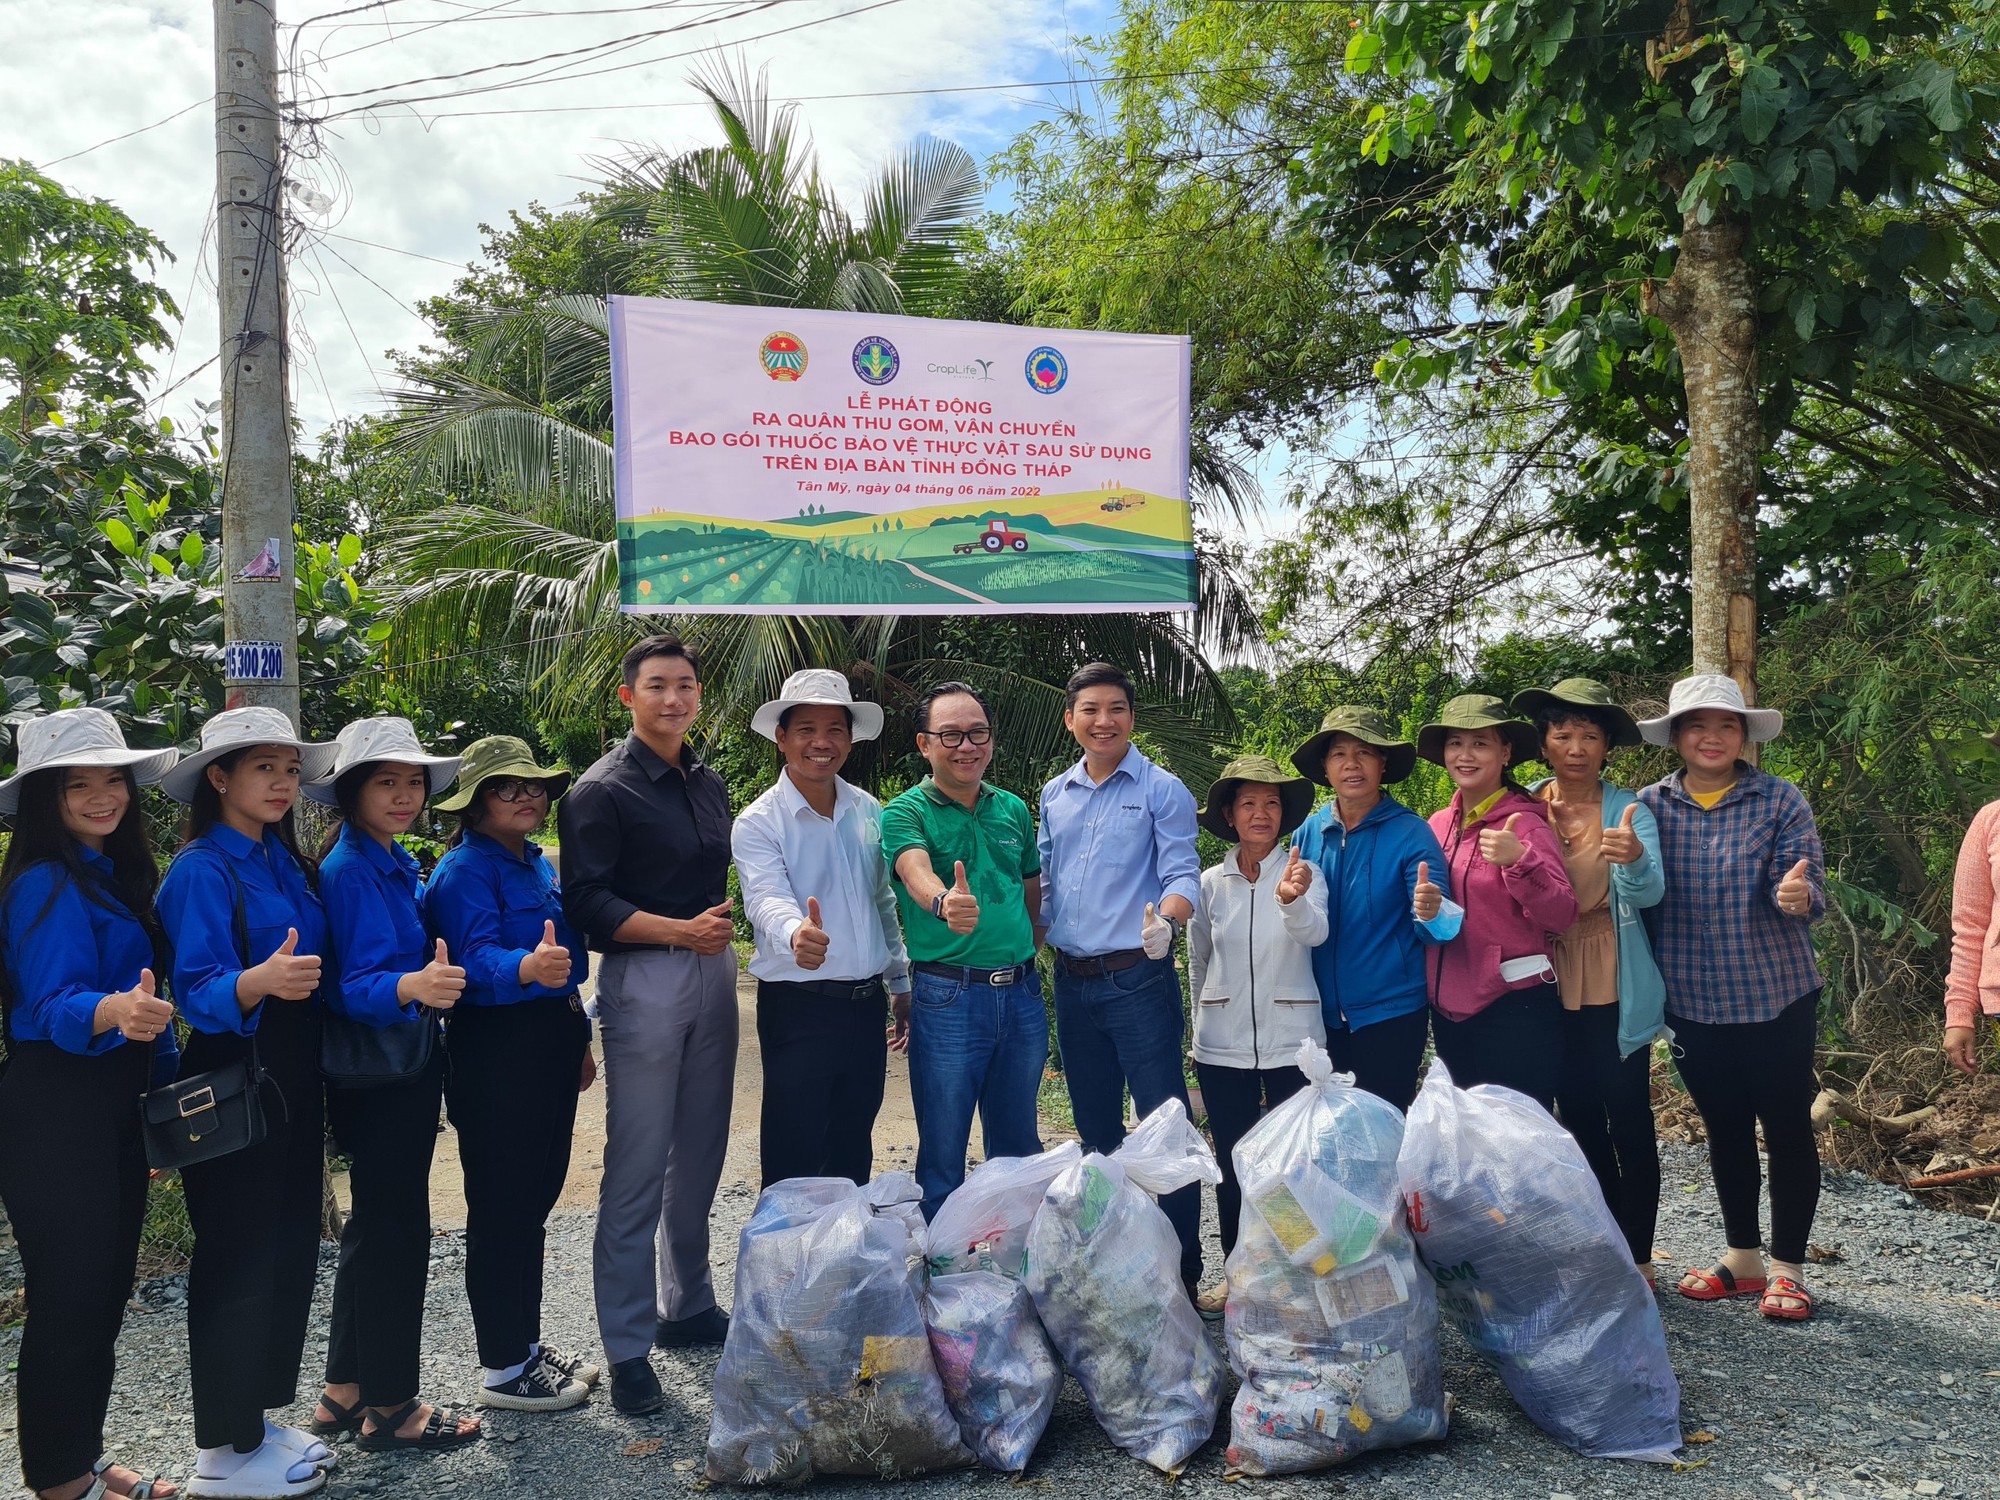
[881,681,1047,1220]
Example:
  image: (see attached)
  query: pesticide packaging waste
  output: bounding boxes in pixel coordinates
[1397,1061,1683,1463]
[1223,1039,1448,1474]
[1025,1099,1226,1473]
[926,1142,1082,1279]
[705,1173,974,1484]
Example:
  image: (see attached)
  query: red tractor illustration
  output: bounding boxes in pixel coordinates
[980,519,1030,552]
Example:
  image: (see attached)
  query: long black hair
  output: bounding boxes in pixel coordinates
[179,746,320,889]
[314,761,430,858]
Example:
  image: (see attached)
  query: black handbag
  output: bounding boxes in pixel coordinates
[319,1006,437,1088]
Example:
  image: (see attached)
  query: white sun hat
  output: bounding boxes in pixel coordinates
[1637,672,1784,746]
[0,707,181,817]
[749,668,884,743]
[302,717,462,805]
[161,706,339,804]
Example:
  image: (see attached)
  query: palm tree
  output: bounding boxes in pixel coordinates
[376,60,1247,783]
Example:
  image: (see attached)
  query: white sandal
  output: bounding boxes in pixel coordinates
[261,1425,334,1470]
[183,1442,326,1500]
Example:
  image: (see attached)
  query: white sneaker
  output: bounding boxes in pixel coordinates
[537,1343,602,1389]
[476,1357,590,1412]
[185,1441,328,1498]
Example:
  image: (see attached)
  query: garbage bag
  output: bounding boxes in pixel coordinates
[1397,1061,1682,1462]
[705,1173,975,1484]
[1025,1099,1225,1472]
[924,1142,1083,1279]
[922,1270,1063,1472]
[1222,1040,1447,1474]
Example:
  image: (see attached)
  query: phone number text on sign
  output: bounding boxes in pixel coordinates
[224,641,286,682]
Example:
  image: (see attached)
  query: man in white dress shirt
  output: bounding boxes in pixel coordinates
[732,669,912,1186]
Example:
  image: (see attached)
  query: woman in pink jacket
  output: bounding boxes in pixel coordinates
[1416,695,1579,1108]
[1943,725,2000,1075]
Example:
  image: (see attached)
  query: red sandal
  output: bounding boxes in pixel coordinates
[1759,1275,1814,1322]
[1677,1264,1768,1301]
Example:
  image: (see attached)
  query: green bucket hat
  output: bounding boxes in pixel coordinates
[1415,694,1541,768]
[1508,677,1643,751]
[433,734,571,813]
[1199,754,1316,843]
[1290,706,1418,786]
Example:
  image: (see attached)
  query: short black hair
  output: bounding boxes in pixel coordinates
[1534,704,1622,742]
[1064,662,1134,711]
[623,633,700,688]
[917,681,991,733]
[777,702,853,733]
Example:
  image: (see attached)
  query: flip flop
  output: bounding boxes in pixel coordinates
[1677,1264,1767,1301]
[1759,1275,1814,1322]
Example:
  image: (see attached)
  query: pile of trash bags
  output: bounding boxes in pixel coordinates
[705,1174,973,1483]
[1398,1061,1683,1463]
[1222,1041,1448,1474]
[1025,1100,1226,1473]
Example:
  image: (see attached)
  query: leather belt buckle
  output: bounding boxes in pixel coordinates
[985,967,1018,986]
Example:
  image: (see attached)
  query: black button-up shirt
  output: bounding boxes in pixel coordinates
[557,733,732,952]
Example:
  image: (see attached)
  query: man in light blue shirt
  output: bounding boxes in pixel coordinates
[1036,661,1204,1291]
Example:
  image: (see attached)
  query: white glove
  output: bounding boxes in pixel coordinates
[1140,901,1174,960]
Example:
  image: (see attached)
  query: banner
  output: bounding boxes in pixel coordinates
[609,297,1194,614]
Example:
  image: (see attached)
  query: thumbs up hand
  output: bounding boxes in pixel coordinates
[257,927,323,1001]
[1478,812,1527,868]
[402,937,468,1009]
[792,896,831,970]
[520,918,572,989]
[1412,860,1443,923]
[1140,901,1174,960]
[1776,857,1815,917]
[941,860,981,935]
[102,967,176,1041]
[1276,846,1313,906]
[1600,803,1643,865]
[683,899,736,956]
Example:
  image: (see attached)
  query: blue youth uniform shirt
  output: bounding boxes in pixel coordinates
[158,825,329,1037]
[320,823,429,1029]
[423,830,578,1007]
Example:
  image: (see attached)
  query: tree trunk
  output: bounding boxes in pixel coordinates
[1643,211,1761,696]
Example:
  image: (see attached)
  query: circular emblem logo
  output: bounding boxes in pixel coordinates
[851,335,900,386]
[1025,346,1067,394]
[759,331,808,382]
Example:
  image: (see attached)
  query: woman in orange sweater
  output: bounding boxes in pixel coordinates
[1942,727,2000,1075]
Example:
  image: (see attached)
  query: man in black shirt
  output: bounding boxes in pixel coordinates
[558,635,736,1415]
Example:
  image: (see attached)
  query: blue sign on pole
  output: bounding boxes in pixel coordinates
[224,641,286,682]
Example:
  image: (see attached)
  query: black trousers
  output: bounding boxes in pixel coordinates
[0,1040,152,1489]
[1430,984,1563,1110]
[1193,1061,1308,1257]
[180,1001,326,1453]
[1555,1004,1661,1264]
[325,1047,446,1406]
[444,995,590,1369]
[756,980,886,1189]
[1325,1005,1432,1113]
[1670,989,1823,1265]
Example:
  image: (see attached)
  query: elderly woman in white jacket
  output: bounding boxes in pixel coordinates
[1188,754,1329,1317]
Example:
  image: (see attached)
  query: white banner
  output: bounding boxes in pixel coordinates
[609,297,1194,614]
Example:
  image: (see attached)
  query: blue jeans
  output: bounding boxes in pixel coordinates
[908,966,1050,1221]
[1053,954,1202,1286]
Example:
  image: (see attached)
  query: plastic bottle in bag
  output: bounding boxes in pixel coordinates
[924,1142,1083,1279]
[705,1173,975,1484]
[922,1270,1063,1472]
[1397,1061,1683,1463]
[1223,1040,1449,1474]
[1024,1099,1225,1473]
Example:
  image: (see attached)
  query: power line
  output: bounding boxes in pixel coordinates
[36,95,218,170]
[321,230,467,267]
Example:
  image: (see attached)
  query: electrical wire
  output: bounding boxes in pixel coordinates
[35,95,218,170]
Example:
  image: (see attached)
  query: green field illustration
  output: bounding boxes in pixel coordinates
[617,489,1195,611]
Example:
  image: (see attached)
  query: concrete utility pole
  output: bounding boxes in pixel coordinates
[214,0,300,723]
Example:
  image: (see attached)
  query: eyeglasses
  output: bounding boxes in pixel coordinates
[488,778,551,803]
[923,726,992,748]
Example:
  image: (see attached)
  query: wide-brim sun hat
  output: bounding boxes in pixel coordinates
[1199,754,1316,843]
[1637,672,1783,746]
[432,735,570,814]
[0,707,181,817]
[1510,677,1643,751]
[302,717,462,806]
[161,706,337,804]
[1415,694,1542,768]
[750,667,884,743]
[1290,705,1418,786]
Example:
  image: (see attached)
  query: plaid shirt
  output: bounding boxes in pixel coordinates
[1638,763,1826,1025]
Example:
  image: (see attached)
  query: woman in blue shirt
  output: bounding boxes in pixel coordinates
[424,736,595,1413]
[157,708,339,1500]
[0,709,180,1500]
[301,719,481,1453]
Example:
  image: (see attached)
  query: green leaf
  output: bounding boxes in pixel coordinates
[101,517,137,556]
[1739,68,1783,145]
[1345,31,1382,73]
[337,533,362,569]
[1791,290,1816,341]
[150,554,174,577]
[1914,60,1968,133]
[180,534,204,568]
[1803,150,1835,207]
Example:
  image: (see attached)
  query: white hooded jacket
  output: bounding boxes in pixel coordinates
[1188,842,1329,1069]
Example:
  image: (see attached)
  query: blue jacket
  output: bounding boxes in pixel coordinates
[320,825,430,1029]
[424,831,578,1007]
[158,826,328,1037]
[1291,793,1447,1032]
[1528,777,1671,1057]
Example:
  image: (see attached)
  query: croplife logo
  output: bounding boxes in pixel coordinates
[926,358,996,381]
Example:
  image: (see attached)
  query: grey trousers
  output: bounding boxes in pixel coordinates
[592,947,739,1363]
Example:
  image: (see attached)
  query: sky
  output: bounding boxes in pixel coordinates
[8,0,1121,433]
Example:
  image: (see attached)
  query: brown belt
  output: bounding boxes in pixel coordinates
[1057,947,1147,978]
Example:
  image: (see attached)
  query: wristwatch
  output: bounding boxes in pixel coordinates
[1166,913,1185,943]
[931,889,948,919]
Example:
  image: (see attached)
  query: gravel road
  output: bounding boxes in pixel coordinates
[3,1142,1996,1500]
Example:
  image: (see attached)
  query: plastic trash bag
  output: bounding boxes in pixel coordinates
[924,1142,1083,1279]
[705,1173,975,1484]
[1222,1040,1448,1474]
[1397,1061,1682,1463]
[922,1270,1063,1472]
[1025,1099,1225,1472]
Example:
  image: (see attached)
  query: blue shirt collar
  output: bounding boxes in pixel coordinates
[1061,743,1145,790]
[206,822,269,862]
[79,844,116,877]
[465,828,542,865]
[338,822,418,877]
